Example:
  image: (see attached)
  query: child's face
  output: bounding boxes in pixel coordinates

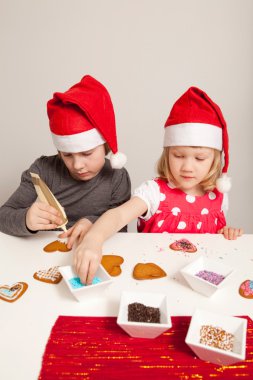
[59,144,106,181]
[168,146,215,195]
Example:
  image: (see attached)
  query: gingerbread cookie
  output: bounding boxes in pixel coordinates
[43,240,71,253]
[133,263,167,280]
[0,282,28,303]
[33,266,62,284]
[239,280,253,299]
[101,255,124,276]
[169,238,197,253]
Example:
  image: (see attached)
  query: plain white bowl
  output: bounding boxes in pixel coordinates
[185,309,247,365]
[59,264,113,302]
[180,256,234,297]
[117,290,171,338]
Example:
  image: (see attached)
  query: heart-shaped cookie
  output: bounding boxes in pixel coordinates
[101,255,124,276]
[239,280,253,299]
[33,266,62,284]
[133,263,167,280]
[169,239,197,253]
[0,282,28,303]
[43,240,71,253]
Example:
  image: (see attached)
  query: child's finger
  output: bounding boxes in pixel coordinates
[86,261,98,285]
[67,230,81,248]
[78,260,89,285]
[238,228,243,236]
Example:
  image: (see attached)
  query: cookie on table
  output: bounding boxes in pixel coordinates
[101,255,124,276]
[239,280,253,299]
[33,266,62,284]
[133,263,167,280]
[43,240,71,253]
[0,282,28,303]
[169,238,197,253]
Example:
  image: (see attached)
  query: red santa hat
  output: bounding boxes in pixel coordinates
[164,87,231,193]
[47,75,126,169]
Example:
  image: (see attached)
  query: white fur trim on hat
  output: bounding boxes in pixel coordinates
[51,128,105,153]
[216,173,231,193]
[110,152,127,169]
[164,123,222,150]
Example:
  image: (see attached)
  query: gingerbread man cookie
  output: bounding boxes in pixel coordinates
[43,240,71,253]
[239,280,253,299]
[0,282,28,303]
[133,263,167,280]
[169,238,197,253]
[101,255,124,276]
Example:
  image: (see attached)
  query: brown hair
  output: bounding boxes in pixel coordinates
[104,142,110,155]
[157,147,222,192]
[58,142,110,155]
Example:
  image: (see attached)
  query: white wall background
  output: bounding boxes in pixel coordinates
[0,0,252,232]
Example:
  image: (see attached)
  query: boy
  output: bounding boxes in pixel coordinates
[0,75,131,246]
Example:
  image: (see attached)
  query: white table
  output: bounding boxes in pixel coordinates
[1,231,253,379]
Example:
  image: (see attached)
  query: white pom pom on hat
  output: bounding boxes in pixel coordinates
[216,173,231,193]
[163,86,230,193]
[110,151,127,169]
[47,75,126,169]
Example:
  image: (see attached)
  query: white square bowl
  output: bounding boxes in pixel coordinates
[185,309,247,366]
[59,264,113,302]
[117,291,171,338]
[180,256,234,297]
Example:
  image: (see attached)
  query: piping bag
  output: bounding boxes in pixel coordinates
[30,172,68,232]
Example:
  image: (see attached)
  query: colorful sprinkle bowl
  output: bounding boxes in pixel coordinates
[117,290,171,339]
[185,309,247,365]
[59,264,113,302]
[180,256,234,297]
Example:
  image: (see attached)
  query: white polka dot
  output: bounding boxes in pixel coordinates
[197,222,202,230]
[160,193,166,201]
[214,218,218,225]
[158,220,164,227]
[156,210,162,214]
[137,219,141,226]
[201,208,209,215]
[186,195,196,203]
[208,192,216,200]
[171,207,181,216]
[177,221,186,230]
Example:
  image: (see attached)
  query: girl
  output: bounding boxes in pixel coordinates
[73,86,243,284]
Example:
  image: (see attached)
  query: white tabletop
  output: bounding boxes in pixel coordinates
[1,231,253,379]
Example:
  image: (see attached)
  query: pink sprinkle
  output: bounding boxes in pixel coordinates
[195,270,225,285]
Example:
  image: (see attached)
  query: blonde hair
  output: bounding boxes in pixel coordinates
[157,147,222,192]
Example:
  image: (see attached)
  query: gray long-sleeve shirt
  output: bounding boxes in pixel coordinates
[0,155,131,236]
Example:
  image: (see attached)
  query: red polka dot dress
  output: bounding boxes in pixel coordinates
[136,178,226,234]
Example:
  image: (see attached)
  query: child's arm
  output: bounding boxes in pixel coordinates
[73,196,148,284]
[217,226,243,240]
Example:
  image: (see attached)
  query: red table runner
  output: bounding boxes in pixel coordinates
[39,316,253,379]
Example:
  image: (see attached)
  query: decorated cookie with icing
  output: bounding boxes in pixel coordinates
[43,240,71,253]
[0,282,28,303]
[133,263,167,280]
[33,266,62,284]
[239,280,253,299]
[101,255,124,276]
[169,238,197,253]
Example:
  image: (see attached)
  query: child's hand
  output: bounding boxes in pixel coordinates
[59,218,92,249]
[73,240,102,284]
[26,201,63,231]
[217,226,243,240]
